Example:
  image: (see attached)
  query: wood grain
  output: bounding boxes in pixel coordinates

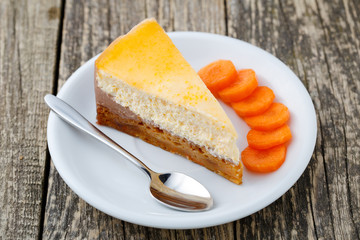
[0,0,357,239]
[0,0,61,239]
[43,0,360,239]
[228,0,359,239]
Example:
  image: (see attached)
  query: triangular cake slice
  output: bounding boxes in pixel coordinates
[95,19,243,184]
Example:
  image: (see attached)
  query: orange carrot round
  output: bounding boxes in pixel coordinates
[232,86,275,117]
[241,145,287,173]
[243,103,290,131]
[247,125,292,149]
[198,60,238,93]
[218,69,258,102]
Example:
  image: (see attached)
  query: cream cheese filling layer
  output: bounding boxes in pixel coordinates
[96,70,240,164]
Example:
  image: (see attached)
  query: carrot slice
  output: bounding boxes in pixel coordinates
[241,145,287,173]
[218,69,258,102]
[243,103,290,131]
[232,86,275,117]
[198,60,238,93]
[247,125,292,149]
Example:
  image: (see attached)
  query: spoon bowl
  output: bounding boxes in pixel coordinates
[44,94,213,212]
[150,172,213,211]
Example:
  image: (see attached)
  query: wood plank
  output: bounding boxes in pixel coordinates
[312,0,359,238]
[227,0,360,239]
[42,0,132,238]
[0,0,61,239]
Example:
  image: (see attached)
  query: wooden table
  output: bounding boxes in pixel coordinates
[1,0,359,239]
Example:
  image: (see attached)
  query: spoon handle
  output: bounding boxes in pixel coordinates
[44,94,152,178]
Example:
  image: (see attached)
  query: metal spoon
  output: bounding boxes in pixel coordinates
[44,94,213,211]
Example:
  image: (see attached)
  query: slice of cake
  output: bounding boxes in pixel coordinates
[95,19,243,184]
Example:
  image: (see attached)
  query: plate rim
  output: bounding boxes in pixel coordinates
[47,31,317,229]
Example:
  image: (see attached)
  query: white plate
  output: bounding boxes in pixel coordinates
[47,32,317,229]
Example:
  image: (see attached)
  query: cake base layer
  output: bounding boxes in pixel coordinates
[95,86,242,184]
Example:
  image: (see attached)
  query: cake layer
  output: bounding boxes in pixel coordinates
[95,19,232,124]
[95,19,240,164]
[95,86,243,184]
[96,70,239,164]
